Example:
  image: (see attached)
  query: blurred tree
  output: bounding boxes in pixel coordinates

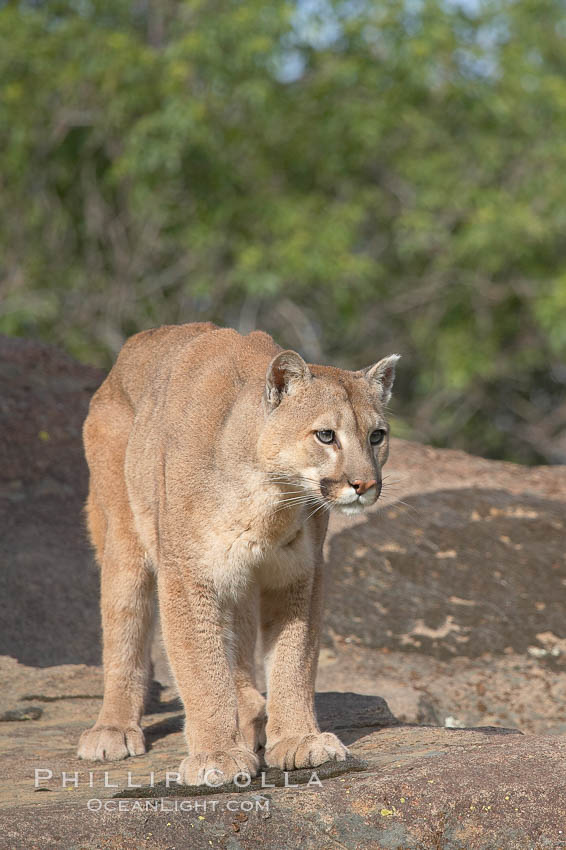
[1,0,565,463]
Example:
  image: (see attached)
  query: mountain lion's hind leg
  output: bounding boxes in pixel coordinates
[232,586,267,752]
[78,406,155,762]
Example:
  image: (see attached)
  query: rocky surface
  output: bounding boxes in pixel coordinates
[2,660,566,849]
[3,650,566,849]
[0,335,103,667]
[2,334,566,848]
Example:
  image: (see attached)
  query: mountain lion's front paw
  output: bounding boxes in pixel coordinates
[77,724,146,761]
[265,732,348,770]
[179,746,259,786]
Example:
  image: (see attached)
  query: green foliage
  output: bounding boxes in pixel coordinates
[1,0,565,463]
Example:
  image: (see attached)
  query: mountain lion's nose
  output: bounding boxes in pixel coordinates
[350,479,377,495]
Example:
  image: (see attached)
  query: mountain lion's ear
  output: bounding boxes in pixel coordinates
[265,350,312,410]
[361,354,400,404]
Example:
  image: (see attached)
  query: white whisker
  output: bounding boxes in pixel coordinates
[272,497,322,514]
[305,501,330,521]
[275,497,319,505]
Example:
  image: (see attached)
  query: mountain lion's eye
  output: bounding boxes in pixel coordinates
[370,428,386,446]
[316,429,335,444]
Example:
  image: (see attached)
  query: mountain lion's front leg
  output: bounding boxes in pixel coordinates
[261,564,349,769]
[158,565,259,786]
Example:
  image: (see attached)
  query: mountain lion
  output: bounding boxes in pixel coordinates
[77,323,399,785]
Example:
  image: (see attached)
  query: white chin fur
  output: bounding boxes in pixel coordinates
[336,502,366,516]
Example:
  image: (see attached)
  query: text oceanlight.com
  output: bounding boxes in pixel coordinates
[86,798,270,813]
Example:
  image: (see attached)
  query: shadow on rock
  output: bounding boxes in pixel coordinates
[144,690,399,749]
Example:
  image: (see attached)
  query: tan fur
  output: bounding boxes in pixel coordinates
[77,323,398,784]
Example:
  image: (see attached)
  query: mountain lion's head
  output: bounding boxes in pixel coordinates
[259,350,399,516]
